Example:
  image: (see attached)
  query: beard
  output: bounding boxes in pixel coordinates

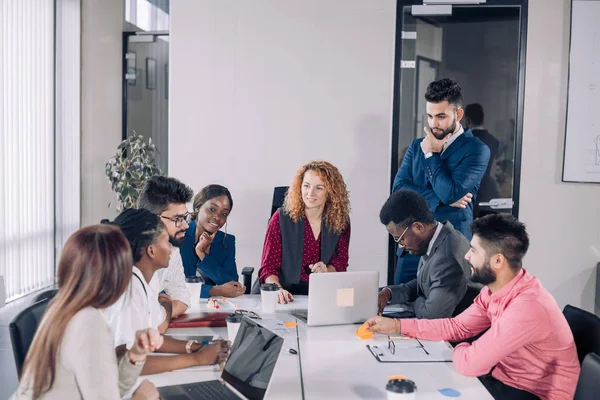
[169,230,186,247]
[430,118,457,140]
[469,261,496,285]
[406,237,429,257]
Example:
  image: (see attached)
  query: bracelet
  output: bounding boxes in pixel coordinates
[394,318,402,334]
[185,339,199,354]
[127,351,145,366]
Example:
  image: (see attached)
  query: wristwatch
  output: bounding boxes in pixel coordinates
[186,339,199,354]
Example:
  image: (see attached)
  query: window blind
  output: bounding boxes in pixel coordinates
[0,0,80,302]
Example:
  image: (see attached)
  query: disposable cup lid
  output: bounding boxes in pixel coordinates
[386,379,416,393]
[226,313,242,323]
[260,283,279,292]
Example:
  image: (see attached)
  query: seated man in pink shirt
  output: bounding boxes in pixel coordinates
[366,214,580,400]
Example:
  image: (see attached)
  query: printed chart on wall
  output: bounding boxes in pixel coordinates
[563,0,600,183]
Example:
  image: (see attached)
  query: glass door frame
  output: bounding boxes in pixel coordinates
[388,0,529,284]
[121,31,170,142]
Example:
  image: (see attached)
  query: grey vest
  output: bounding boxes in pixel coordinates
[279,207,341,289]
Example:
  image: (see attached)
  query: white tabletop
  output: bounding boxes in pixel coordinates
[140,295,492,399]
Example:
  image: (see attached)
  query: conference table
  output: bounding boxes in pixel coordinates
[139,295,492,399]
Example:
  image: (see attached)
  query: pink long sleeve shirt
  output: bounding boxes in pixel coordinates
[400,269,580,400]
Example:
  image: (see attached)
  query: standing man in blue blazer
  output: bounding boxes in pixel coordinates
[392,78,490,284]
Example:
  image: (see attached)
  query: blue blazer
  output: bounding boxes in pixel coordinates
[393,129,490,238]
[180,221,238,298]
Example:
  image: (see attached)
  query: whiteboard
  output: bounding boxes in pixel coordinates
[563,0,600,183]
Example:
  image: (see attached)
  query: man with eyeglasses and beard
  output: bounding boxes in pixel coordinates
[138,176,194,332]
[367,214,580,400]
[392,78,490,286]
[377,190,471,319]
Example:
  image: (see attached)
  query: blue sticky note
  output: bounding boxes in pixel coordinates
[438,388,461,397]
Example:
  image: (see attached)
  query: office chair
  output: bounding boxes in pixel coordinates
[452,284,483,317]
[574,353,600,400]
[271,186,288,218]
[31,288,58,304]
[241,267,253,295]
[563,304,600,364]
[9,297,51,378]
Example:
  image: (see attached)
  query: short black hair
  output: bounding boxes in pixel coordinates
[379,190,436,227]
[103,209,164,263]
[471,213,529,271]
[424,78,463,108]
[465,103,484,126]
[137,176,193,214]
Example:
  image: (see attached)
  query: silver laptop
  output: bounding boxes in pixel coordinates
[291,271,379,326]
[158,316,284,400]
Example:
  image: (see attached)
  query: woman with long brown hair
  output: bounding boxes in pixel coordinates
[258,161,351,303]
[12,225,163,400]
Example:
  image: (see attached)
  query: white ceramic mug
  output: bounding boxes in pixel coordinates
[260,283,279,314]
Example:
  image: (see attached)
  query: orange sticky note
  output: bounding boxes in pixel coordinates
[284,321,297,328]
[356,323,373,339]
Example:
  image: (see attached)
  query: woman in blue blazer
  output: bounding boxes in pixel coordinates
[180,185,245,298]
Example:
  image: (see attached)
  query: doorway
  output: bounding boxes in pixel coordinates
[389,0,528,283]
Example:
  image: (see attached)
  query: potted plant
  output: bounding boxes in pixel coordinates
[105,132,162,211]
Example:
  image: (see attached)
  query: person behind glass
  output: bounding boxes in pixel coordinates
[258,161,351,303]
[180,184,245,298]
[11,225,161,400]
[104,209,230,376]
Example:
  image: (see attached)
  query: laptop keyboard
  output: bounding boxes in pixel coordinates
[168,381,239,400]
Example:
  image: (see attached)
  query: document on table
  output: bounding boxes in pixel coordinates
[366,337,453,363]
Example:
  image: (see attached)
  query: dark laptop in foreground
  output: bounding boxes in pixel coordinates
[158,316,284,400]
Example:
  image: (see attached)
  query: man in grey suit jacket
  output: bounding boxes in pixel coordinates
[378,190,471,319]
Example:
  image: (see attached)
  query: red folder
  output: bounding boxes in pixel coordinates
[168,312,230,328]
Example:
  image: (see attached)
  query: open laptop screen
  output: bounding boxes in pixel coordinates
[221,316,284,400]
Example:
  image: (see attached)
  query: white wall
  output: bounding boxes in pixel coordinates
[519,0,600,312]
[170,0,397,286]
[81,0,124,226]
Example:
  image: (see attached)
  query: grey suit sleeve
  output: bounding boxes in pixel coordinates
[413,257,467,319]
[387,279,419,305]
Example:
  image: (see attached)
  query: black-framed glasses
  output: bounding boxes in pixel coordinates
[160,212,192,227]
[392,225,410,247]
[235,309,261,320]
[387,335,425,355]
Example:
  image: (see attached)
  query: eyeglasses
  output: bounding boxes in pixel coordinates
[234,309,261,320]
[392,225,410,247]
[160,212,192,227]
[387,335,426,355]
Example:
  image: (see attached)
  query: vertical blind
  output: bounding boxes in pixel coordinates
[0,0,81,302]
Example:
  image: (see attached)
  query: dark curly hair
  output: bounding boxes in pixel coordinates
[425,78,463,108]
[137,176,193,214]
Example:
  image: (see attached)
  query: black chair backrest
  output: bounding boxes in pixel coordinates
[574,353,600,400]
[452,284,483,317]
[271,186,288,218]
[9,297,51,378]
[563,304,600,364]
[31,288,58,304]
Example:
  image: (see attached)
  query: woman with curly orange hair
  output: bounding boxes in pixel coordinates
[258,161,351,303]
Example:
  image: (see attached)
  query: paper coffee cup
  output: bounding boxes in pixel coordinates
[226,313,242,343]
[185,276,202,302]
[260,283,279,314]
